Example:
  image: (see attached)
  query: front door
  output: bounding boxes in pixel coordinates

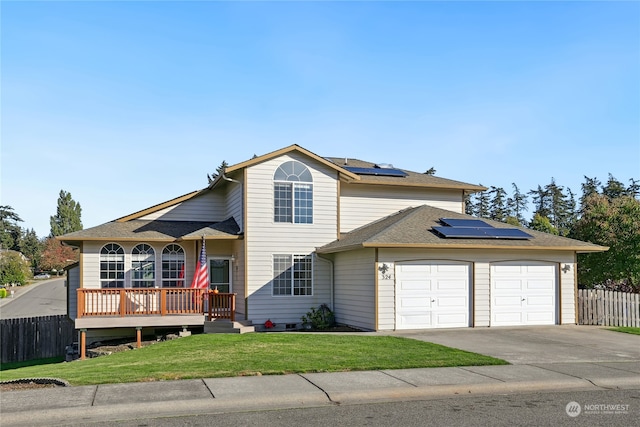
[209,258,232,293]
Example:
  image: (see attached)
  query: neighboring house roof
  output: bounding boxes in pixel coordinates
[58,217,241,245]
[317,205,608,254]
[325,157,486,192]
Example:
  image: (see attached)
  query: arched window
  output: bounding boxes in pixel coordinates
[274,161,313,224]
[162,244,185,287]
[100,243,124,288]
[132,244,155,288]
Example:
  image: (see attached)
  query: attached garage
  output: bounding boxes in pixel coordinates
[491,261,557,326]
[395,261,471,329]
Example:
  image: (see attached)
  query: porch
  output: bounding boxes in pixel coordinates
[76,288,245,359]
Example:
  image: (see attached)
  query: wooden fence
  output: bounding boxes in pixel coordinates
[578,289,640,327]
[1,315,76,364]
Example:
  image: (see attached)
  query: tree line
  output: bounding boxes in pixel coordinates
[464,174,639,292]
[0,190,81,285]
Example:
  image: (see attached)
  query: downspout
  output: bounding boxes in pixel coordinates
[315,253,335,311]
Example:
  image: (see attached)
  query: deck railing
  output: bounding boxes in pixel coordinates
[77,288,235,320]
[206,292,236,321]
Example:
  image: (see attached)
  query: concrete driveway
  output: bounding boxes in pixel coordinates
[390,325,640,365]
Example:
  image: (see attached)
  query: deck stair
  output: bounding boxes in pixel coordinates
[204,319,255,334]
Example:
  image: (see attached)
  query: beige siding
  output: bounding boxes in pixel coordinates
[81,241,197,289]
[244,153,338,324]
[225,179,244,231]
[333,248,376,330]
[340,184,463,232]
[377,248,576,330]
[139,191,227,222]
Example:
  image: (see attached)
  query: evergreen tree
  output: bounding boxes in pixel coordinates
[602,174,626,201]
[528,185,551,220]
[506,183,528,226]
[424,167,436,175]
[473,188,491,218]
[464,193,474,215]
[50,190,82,237]
[580,176,601,212]
[627,178,640,199]
[207,160,229,184]
[20,228,43,271]
[488,186,508,222]
[0,206,23,251]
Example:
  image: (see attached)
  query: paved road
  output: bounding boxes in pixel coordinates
[0,278,67,319]
[67,389,639,427]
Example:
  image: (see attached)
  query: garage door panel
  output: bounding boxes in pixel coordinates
[436,264,469,273]
[527,295,554,306]
[436,313,467,327]
[400,314,432,328]
[396,261,471,330]
[436,279,467,291]
[493,280,523,291]
[400,279,432,291]
[525,265,556,275]
[494,296,523,307]
[398,265,431,275]
[401,297,432,308]
[491,262,557,326]
[494,312,523,324]
[526,280,554,291]
[525,312,554,324]
[437,296,467,307]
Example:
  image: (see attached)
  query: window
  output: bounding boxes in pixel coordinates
[274,161,313,224]
[100,243,124,288]
[132,244,155,288]
[162,244,185,287]
[272,254,313,296]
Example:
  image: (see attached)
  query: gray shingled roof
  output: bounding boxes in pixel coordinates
[58,217,241,243]
[317,205,607,253]
[325,157,486,191]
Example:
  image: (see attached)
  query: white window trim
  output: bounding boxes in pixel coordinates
[272,254,314,297]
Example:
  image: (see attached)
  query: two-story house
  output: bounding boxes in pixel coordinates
[59,144,606,353]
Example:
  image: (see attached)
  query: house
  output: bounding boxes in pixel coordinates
[59,144,607,355]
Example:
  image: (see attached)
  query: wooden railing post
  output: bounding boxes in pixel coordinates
[120,289,126,317]
[77,290,84,318]
[160,289,167,316]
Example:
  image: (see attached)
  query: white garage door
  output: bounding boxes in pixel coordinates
[491,262,557,326]
[395,261,471,329]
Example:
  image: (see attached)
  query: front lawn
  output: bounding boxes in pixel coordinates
[607,327,640,335]
[0,334,508,386]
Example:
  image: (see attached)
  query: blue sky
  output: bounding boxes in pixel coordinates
[2,1,639,238]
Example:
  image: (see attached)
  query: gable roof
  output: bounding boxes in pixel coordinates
[325,157,486,192]
[58,217,241,246]
[224,144,361,180]
[317,205,608,254]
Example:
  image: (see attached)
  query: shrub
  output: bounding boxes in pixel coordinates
[0,288,7,298]
[301,304,335,330]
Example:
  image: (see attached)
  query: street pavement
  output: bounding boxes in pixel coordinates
[1,325,639,426]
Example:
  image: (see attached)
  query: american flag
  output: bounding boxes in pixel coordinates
[190,237,209,289]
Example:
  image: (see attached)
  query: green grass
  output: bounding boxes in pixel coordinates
[0,334,508,386]
[607,326,640,335]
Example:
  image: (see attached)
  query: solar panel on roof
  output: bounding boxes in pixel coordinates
[440,218,493,228]
[433,226,489,238]
[484,228,532,239]
[433,218,533,240]
[343,166,408,177]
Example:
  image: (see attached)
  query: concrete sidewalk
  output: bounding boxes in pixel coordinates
[1,361,639,426]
